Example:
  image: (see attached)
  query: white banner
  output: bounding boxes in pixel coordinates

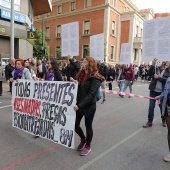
[90,33,104,60]
[12,80,78,149]
[119,43,132,64]
[142,16,170,61]
[61,22,79,57]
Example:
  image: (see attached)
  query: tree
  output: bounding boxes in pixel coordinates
[33,29,49,59]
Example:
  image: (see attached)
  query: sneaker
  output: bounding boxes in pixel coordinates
[80,146,91,156]
[34,135,39,138]
[143,121,152,128]
[101,100,106,104]
[164,154,170,162]
[77,139,86,151]
[119,94,124,98]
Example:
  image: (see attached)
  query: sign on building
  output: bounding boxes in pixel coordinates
[0,8,26,24]
[27,31,37,40]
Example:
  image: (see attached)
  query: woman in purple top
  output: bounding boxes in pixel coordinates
[45,58,63,81]
[11,58,32,81]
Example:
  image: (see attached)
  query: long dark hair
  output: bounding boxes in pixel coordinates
[49,58,58,72]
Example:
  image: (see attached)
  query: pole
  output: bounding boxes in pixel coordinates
[42,14,44,58]
[10,0,14,57]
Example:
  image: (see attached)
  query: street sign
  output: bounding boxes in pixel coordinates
[27,31,37,39]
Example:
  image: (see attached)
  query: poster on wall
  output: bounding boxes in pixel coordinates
[142,16,170,61]
[90,33,104,61]
[61,22,79,57]
[12,80,78,149]
[119,43,132,64]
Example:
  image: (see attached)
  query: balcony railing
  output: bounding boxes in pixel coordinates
[134,37,143,43]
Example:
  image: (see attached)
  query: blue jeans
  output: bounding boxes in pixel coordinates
[148,91,164,121]
[117,81,124,92]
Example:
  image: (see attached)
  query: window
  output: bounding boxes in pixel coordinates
[56,46,61,59]
[134,49,137,61]
[83,45,89,58]
[136,26,139,37]
[58,5,62,14]
[140,29,143,37]
[84,20,90,35]
[124,7,127,12]
[56,25,61,38]
[46,27,50,38]
[36,15,40,19]
[113,0,117,7]
[110,46,114,60]
[1,0,20,11]
[71,1,76,11]
[85,0,91,8]
[112,21,116,35]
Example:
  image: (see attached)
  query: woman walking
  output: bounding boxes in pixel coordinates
[73,56,105,156]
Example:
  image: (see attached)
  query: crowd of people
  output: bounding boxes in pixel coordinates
[0,56,170,160]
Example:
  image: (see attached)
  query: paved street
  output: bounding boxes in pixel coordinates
[0,81,169,170]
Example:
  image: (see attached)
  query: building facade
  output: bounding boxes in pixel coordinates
[0,0,52,60]
[155,12,170,18]
[34,0,154,65]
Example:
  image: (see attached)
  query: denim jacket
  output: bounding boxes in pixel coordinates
[159,77,170,116]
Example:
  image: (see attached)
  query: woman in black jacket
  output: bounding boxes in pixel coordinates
[73,56,105,156]
[45,58,63,81]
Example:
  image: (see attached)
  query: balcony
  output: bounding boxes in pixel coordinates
[133,37,143,49]
[32,0,52,16]
[133,37,143,43]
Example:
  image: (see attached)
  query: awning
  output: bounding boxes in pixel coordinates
[32,0,52,16]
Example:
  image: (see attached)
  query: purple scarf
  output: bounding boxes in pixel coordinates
[13,67,24,80]
[168,88,170,99]
[46,71,54,81]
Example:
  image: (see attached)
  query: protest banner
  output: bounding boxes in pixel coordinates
[61,21,79,57]
[119,43,132,64]
[90,33,104,61]
[12,80,78,149]
[142,16,170,61]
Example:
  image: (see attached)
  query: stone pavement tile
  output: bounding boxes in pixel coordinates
[2,82,10,92]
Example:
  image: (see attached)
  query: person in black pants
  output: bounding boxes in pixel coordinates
[73,56,105,156]
[0,62,4,96]
[5,57,15,93]
[107,65,115,90]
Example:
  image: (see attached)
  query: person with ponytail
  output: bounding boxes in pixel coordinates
[73,56,105,156]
